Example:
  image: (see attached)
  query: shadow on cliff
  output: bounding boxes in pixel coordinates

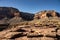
[0,7,34,21]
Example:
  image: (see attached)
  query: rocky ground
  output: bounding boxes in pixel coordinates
[0,7,60,40]
[0,17,60,40]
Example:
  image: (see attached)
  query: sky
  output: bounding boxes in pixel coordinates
[0,0,60,13]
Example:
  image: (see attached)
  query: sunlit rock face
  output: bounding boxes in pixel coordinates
[34,10,60,19]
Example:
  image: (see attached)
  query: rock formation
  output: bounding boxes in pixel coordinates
[34,10,60,19]
[0,7,60,40]
[0,7,34,20]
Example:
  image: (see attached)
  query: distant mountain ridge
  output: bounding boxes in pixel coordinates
[0,7,34,20]
[0,7,60,21]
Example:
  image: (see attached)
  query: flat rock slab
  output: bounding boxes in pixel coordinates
[28,28,56,37]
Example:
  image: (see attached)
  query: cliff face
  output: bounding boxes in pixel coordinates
[34,10,60,19]
[0,7,19,19]
[0,7,34,20]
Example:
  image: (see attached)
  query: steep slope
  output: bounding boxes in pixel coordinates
[0,7,34,20]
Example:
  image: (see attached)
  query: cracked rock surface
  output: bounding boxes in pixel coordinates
[0,18,60,40]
